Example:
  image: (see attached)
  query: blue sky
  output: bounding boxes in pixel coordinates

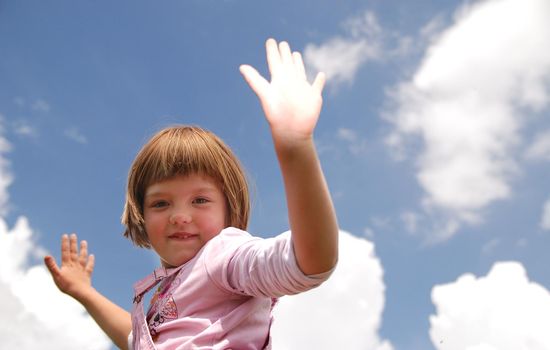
[1,0,550,349]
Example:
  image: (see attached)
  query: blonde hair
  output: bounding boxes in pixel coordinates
[122,125,250,248]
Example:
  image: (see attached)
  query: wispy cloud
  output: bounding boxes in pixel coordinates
[31,98,51,113]
[430,261,550,349]
[303,11,384,89]
[64,127,88,144]
[541,198,550,231]
[336,128,369,155]
[481,238,500,255]
[401,211,420,235]
[272,230,392,350]
[13,97,51,113]
[12,119,38,138]
[385,0,550,241]
[14,97,25,107]
[525,129,550,161]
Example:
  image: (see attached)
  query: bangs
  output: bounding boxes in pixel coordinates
[135,127,232,205]
[144,129,225,183]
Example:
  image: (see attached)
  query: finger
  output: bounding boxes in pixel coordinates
[292,51,307,80]
[44,255,61,278]
[79,240,88,266]
[266,38,282,77]
[312,72,326,94]
[86,254,95,275]
[240,64,270,100]
[61,234,70,264]
[69,233,79,262]
[278,41,293,66]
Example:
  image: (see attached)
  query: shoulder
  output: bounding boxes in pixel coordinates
[201,227,259,267]
[206,227,257,250]
[204,228,293,259]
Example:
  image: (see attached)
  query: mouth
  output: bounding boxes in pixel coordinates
[168,232,199,240]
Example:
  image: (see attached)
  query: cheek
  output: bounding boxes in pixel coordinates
[200,212,226,238]
[144,213,164,236]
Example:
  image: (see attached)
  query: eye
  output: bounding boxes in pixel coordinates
[193,197,209,205]
[150,200,169,208]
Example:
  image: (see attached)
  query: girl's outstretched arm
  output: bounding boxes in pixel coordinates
[240,38,338,275]
[44,234,132,350]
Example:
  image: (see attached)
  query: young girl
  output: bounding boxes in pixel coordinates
[44,38,338,350]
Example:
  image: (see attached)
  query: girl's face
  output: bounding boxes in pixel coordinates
[143,173,228,267]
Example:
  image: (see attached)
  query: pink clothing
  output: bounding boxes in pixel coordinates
[130,227,332,350]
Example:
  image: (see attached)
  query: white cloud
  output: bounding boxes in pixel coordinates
[541,198,550,230]
[386,0,550,240]
[430,261,550,349]
[271,230,392,350]
[420,15,448,43]
[0,119,110,349]
[0,121,13,216]
[304,11,383,88]
[65,127,88,144]
[304,38,379,87]
[526,129,550,161]
[0,217,111,350]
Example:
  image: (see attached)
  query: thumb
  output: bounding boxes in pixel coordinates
[44,255,61,278]
[312,72,326,94]
[239,64,270,100]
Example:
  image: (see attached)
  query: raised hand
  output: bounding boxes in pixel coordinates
[240,38,338,276]
[44,233,95,300]
[45,234,132,348]
[240,38,326,146]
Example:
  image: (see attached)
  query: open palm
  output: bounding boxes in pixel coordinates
[44,234,95,299]
[240,39,325,144]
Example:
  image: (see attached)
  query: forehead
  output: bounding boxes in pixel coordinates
[145,174,222,197]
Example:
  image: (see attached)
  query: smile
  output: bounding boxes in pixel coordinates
[168,232,198,240]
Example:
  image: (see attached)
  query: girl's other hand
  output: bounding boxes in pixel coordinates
[44,233,95,301]
[240,38,326,147]
[45,234,132,349]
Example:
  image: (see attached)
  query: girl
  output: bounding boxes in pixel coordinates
[44,38,338,349]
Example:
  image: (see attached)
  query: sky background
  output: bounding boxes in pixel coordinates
[1,0,550,349]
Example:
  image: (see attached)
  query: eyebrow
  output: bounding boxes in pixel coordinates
[145,186,219,198]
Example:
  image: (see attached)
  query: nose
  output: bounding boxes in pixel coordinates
[169,210,192,225]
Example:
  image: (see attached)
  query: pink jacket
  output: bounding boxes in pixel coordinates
[130,228,332,349]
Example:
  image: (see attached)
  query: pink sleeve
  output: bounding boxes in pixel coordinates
[204,228,334,298]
